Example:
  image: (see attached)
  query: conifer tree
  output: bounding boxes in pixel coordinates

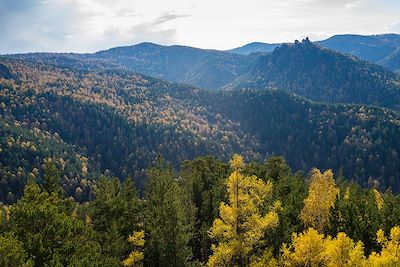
[207,155,279,267]
[42,159,63,197]
[144,157,194,267]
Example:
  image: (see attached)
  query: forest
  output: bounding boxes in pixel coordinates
[2,154,400,266]
[2,37,400,266]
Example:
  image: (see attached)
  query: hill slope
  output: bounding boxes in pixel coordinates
[92,42,256,90]
[228,39,400,110]
[318,34,400,66]
[7,40,400,111]
[2,57,400,199]
[228,34,400,73]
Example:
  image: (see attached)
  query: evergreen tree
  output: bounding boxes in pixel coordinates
[8,179,106,266]
[42,159,63,197]
[144,157,194,267]
[179,156,230,262]
[88,176,142,264]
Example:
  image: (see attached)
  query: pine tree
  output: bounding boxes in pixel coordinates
[42,159,63,197]
[144,157,194,267]
[88,176,142,263]
[207,155,279,267]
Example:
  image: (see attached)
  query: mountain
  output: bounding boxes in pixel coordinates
[92,42,256,90]
[226,42,281,55]
[379,46,400,73]
[318,34,400,65]
[228,34,400,73]
[7,43,255,90]
[8,40,400,110]
[2,57,400,204]
[228,38,400,110]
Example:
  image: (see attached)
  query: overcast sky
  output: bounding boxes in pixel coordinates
[1,0,400,54]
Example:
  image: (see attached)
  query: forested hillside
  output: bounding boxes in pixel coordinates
[228,34,400,73]
[7,43,255,90]
[3,35,400,266]
[229,39,400,110]
[319,34,400,70]
[2,56,400,206]
[8,39,400,112]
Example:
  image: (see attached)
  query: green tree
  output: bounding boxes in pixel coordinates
[88,176,142,264]
[8,179,106,266]
[0,233,32,267]
[42,159,63,197]
[144,157,194,267]
[180,156,230,262]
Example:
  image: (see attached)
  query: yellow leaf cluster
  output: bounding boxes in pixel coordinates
[122,230,145,267]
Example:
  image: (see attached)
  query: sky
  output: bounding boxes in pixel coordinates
[1,0,400,54]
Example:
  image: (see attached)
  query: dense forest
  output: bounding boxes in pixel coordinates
[2,154,400,266]
[3,33,400,266]
[2,57,400,204]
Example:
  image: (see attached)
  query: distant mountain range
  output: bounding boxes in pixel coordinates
[226,42,281,55]
[6,36,400,110]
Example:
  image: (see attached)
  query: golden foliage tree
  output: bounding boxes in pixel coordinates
[373,189,384,210]
[324,232,366,267]
[282,229,366,267]
[207,155,279,267]
[368,226,400,266]
[122,231,145,267]
[300,168,339,232]
[281,228,326,267]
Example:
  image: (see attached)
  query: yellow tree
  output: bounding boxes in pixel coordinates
[282,229,366,267]
[372,189,384,210]
[122,231,145,267]
[207,155,279,267]
[300,168,339,232]
[281,228,326,267]
[368,226,400,266]
[324,232,366,267]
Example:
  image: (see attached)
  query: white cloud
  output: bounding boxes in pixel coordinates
[0,0,399,53]
[345,1,361,9]
[388,20,400,33]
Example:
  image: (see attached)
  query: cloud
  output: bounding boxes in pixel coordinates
[0,0,188,53]
[0,0,399,53]
[345,1,361,9]
[153,11,190,26]
[388,20,400,33]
